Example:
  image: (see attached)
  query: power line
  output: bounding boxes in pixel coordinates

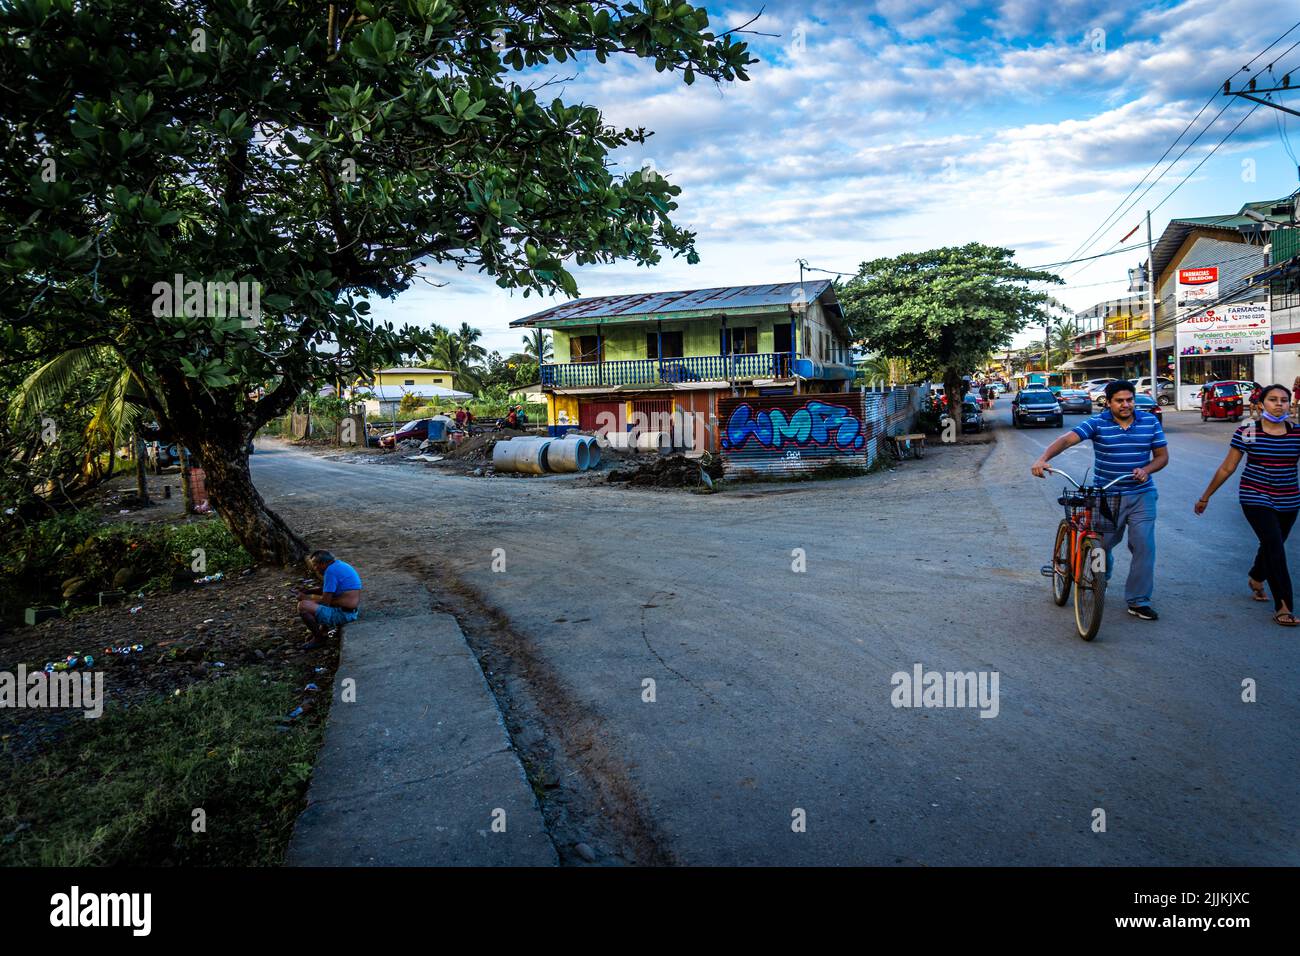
[1148,102,1263,218]
[1026,242,1149,270]
[1063,21,1300,270]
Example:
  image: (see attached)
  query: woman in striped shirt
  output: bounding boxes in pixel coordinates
[1195,384,1300,626]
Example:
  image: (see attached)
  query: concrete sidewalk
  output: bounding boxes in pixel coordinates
[287,611,557,866]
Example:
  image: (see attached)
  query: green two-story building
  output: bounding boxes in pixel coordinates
[510,280,857,450]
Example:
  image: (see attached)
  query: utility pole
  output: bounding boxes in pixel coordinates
[1145,210,1159,396]
[1044,311,1051,376]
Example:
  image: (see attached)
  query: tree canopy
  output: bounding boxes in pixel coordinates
[839,244,1061,385]
[0,0,754,561]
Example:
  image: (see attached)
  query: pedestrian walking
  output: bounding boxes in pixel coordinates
[1195,384,1300,627]
[1031,380,1169,620]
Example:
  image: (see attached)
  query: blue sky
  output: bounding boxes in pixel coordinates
[372,0,1300,357]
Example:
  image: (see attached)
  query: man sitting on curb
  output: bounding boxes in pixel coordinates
[295,549,363,650]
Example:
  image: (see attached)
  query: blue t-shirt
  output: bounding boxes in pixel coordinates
[323,559,363,594]
[1070,409,1167,495]
[1230,422,1300,511]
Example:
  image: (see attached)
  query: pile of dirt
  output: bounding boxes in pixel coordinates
[445,428,525,461]
[607,453,724,488]
[0,568,337,760]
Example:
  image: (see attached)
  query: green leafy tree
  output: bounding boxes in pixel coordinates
[0,0,754,563]
[839,244,1061,413]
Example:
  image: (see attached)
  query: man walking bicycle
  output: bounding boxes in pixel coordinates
[1030,380,1170,620]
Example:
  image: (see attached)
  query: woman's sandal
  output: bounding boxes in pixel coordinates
[1273,611,1298,627]
[1249,578,1269,601]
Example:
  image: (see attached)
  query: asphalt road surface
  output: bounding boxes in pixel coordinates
[252,406,1298,866]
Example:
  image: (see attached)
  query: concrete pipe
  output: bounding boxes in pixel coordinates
[491,437,550,474]
[546,437,589,472]
[560,433,601,468]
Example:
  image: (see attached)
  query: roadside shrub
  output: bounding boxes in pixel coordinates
[0,512,252,623]
[0,510,101,620]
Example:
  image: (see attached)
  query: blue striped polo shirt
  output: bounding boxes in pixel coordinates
[1070,409,1167,495]
[1229,422,1300,511]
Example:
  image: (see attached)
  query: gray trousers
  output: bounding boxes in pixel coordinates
[1100,488,1158,607]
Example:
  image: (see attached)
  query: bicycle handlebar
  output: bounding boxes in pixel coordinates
[1043,466,1131,491]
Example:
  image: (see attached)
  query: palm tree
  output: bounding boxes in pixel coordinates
[1049,316,1077,368]
[522,328,553,364]
[425,328,484,393]
[454,323,487,364]
[9,347,153,493]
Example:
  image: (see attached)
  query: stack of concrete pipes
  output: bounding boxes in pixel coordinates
[491,434,602,474]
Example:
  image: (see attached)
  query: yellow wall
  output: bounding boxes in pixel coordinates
[368,370,456,389]
[549,393,581,427]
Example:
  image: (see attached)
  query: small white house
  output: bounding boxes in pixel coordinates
[354,383,472,418]
[508,381,543,403]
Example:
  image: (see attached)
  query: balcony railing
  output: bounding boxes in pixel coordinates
[542,352,804,388]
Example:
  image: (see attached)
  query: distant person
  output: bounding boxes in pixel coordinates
[454,406,467,429]
[1195,384,1300,627]
[505,405,520,429]
[1249,383,1263,420]
[295,549,363,650]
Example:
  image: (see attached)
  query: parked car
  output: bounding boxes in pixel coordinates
[1087,380,1118,405]
[1200,382,1244,422]
[1012,388,1063,428]
[1082,378,1116,392]
[1056,389,1093,414]
[988,381,1007,395]
[960,399,986,433]
[1133,376,1175,406]
[1133,392,1163,422]
[379,418,433,448]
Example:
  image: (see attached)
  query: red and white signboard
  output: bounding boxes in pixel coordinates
[1176,266,1219,310]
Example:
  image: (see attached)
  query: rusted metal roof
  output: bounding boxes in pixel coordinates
[510,280,837,327]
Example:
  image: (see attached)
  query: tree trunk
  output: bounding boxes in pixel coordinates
[179,445,195,515]
[133,434,149,502]
[196,437,307,566]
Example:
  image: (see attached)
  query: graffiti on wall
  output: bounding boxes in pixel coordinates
[721,399,866,452]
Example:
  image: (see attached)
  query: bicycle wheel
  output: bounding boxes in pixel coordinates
[1051,519,1072,606]
[1074,535,1107,641]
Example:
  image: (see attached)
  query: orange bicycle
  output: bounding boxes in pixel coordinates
[1040,467,1126,640]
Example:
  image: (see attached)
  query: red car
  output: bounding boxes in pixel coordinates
[378,418,432,448]
[1200,383,1244,422]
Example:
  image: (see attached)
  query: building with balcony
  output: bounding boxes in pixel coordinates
[1061,295,1152,382]
[510,280,857,450]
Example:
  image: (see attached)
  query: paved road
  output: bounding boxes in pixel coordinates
[253,412,1299,865]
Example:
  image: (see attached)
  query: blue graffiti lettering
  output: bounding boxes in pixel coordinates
[722,400,866,451]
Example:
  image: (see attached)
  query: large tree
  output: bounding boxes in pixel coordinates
[1,0,754,563]
[839,244,1061,417]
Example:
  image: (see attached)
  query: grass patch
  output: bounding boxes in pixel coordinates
[0,671,323,866]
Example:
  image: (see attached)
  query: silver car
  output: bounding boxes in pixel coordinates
[1057,389,1093,414]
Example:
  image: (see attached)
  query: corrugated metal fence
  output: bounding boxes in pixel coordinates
[718,387,921,478]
